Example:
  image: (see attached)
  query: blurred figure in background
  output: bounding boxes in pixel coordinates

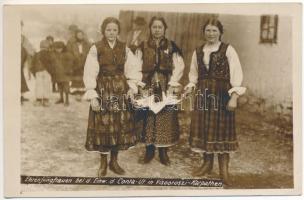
[67,29,91,101]
[53,41,75,106]
[31,40,53,107]
[21,21,36,104]
[46,35,54,50]
[66,24,78,47]
[46,35,57,93]
[21,41,30,104]
[126,16,148,53]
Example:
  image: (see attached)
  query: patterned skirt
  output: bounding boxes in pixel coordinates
[85,74,137,153]
[189,78,238,153]
[139,106,180,147]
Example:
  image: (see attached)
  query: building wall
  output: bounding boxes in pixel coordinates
[219,15,292,113]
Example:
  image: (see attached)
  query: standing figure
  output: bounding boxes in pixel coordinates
[46,35,57,93]
[184,19,246,185]
[21,31,35,104]
[67,29,91,101]
[83,17,139,176]
[31,40,53,106]
[126,16,148,53]
[21,44,29,104]
[136,16,185,166]
[53,41,74,106]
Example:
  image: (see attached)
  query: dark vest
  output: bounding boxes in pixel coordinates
[196,42,230,81]
[140,38,179,84]
[95,39,126,76]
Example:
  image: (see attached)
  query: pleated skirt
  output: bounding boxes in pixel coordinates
[189,78,238,153]
[85,74,137,153]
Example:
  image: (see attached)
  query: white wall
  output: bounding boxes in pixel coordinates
[219,15,292,113]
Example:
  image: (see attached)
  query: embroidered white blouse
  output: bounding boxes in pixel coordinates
[185,42,246,96]
[83,39,142,100]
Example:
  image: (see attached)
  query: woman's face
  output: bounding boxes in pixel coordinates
[76,32,84,40]
[150,20,165,39]
[204,24,221,44]
[104,22,119,42]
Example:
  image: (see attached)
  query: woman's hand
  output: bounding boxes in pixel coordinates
[138,86,149,98]
[167,86,182,96]
[183,85,194,97]
[90,98,101,112]
[127,88,137,102]
[226,93,239,111]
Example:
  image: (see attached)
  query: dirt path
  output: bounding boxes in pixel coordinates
[21,93,293,192]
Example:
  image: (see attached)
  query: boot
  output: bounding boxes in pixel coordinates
[52,83,56,93]
[42,98,50,107]
[64,93,69,106]
[109,151,125,175]
[159,147,170,166]
[218,153,232,186]
[21,96,29,102]
[56,87,64,104]
[34,99,42,106]
[55,99,64,104]
[192,153,214,176]
[138,145,155,164]
[98,154,107,177]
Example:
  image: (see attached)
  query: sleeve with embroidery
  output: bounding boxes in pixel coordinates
[124,47,144,93]
[185,51,198,89]
[168,53,185,87]
[83,45,100,100]
[226,45,246,96]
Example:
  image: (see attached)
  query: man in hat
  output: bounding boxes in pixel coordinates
[126,16,149,53]
[66,24,79,52]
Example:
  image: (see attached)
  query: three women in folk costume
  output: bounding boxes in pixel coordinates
[83,16,246,185]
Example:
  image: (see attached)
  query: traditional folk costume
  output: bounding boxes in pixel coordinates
[52,41,74,106]
[21,46,29,94]
[21,35,35,103]
[67,36,91,95]
[31,40,53,106]
[186,42,246,182]
[135,37,185,165]
[83,38,140,175]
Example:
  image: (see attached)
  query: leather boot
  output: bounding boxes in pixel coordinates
[159,147,170,166]
[218,153,232,186]
[97,154,107,177]
[138,145,155,164]
[64,93,69,106]
[109,151,125,175]
[192,153,214,176]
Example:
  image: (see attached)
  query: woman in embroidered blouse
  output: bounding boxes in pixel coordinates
[135,16,185,166]
[184,19,246,185]
[83,17,140,176]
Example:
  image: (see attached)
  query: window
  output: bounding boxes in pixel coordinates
[260,15,278,44]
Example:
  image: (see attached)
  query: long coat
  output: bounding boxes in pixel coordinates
[66,39,91,87]
[52,51,74,83]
